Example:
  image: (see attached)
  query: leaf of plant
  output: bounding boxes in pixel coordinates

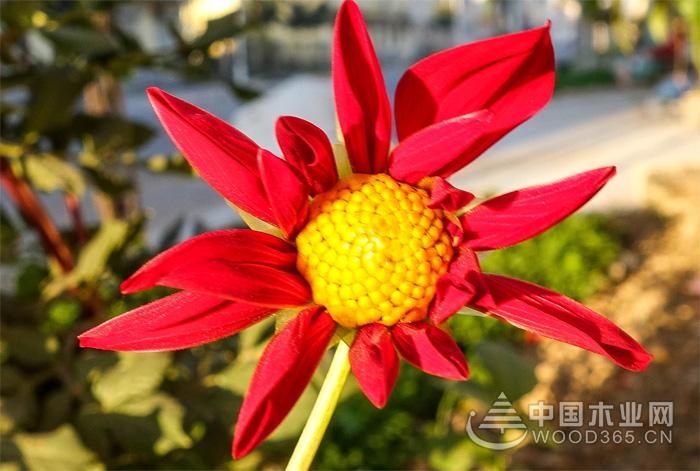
[75,408,160,457]
[71,115,154,153]
[474,340,537,401]
[43,219,130,298]
[0,141,24,159]
[25,67,92,133]
[25,153,86,195]
[189,11,246,50]
[0,1,37,29]
[38,389,73,431]
[41,25,120,58]
[233,205,284,239]
[237,316,274,351]
[1,384,37,433]
[91,352,171,410]
[14,424,104,471]
[207,352,263,397]
[114,393,193,455]
[1,326,56,368]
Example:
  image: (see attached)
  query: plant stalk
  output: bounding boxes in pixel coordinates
[285,340,351,471]
[0,160,74,272]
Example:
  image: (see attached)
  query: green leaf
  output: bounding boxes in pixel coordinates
[75,406,160,457]
[234,205,284,238]
[237,317,273,352]
[72,115,154,153]
[229,81,261,101]
[1,385,38,433]
[189,11,246,50]
[44,298,81,333]
[14,424,104,471]
[207,355,260,397]
[455,307,487,317]
[25,67,92,134]
[91,352,171,410]
[41,25,120,58]
[474,341,537,402]
[15,263,48,299]
[0,1,41,29]
[0,141,24,159]
[43,219,130,298]
[38,389,73,430]
[479,214,620,301]
[0,364,23,395]
[24,153,86,195]
[0,462,22,471]
[79,160,134,196]
[1,326,57,368]
[114,393,193,455]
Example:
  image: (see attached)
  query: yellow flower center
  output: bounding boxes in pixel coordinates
[296,174,453,328]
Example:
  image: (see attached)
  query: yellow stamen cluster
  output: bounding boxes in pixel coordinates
[296,174,453,328]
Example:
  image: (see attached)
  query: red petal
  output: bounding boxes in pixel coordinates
[474,275,652,371]
[258,149,309,238]
[349,323,399,408]
[389,111,493,184]
[147,88,273,224]
[395,24,554,165]
[332,0,391,174]
[233,307,336,458]
[151,261,310,308]
[428,177,475,212]
[429,248,487,324]
[78,292,274,351]
[391,322,469,380]
[462,167,616,251]
[122,229,297,294]
[275,116,338,195]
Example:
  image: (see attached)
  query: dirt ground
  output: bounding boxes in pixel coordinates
[510,165,700,470]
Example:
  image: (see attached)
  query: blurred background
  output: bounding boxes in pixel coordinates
[1,1,698,469]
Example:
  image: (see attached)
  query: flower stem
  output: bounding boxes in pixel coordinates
[286,340,351,471]
[0,160,74,272]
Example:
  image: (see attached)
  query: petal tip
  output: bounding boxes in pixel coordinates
[628,349,653,372]
[76,333,100,350]
[145,86,166,103]
[231,437,251,460]
[119,277,137,294]
[339,0,360,14]
[455,363,471,381]
[368,395,389,409]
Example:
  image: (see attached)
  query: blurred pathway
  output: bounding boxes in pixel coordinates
[450,88,700,211]
[139,80,700,244]
[17,76,700,246]
[231,76,699,216]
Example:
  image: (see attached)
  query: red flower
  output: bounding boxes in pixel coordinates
[79,0,651,458]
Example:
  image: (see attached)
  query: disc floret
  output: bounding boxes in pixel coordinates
[296,174,453,328]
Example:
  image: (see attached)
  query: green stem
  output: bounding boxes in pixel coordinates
[286,340,351,471]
